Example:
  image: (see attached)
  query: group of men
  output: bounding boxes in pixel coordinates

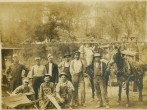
[5,49,110,109]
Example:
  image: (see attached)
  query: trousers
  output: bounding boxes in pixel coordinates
[32,76,43,100]
[72,72,85,105]
[94,76,109,105]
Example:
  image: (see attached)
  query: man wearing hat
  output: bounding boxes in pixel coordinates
[93,53,110,109]
[58,53,72,81]
[12,78,35,101]
[56,72,74,109]
[70,51,86,107]
[28,57,47,100]
[39,74,55,109]
[5,54,29,92]
[45,53,59,84]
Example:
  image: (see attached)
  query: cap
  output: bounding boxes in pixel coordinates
[47,53,53,58]
[59,72,68,77]
[35,57,41,60]
[94,53,101,57]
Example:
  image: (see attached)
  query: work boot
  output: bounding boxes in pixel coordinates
[106,105,110,109]
[81,103,87,107]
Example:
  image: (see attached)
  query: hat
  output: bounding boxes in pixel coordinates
[59,72,68,77]
[74,51,80,55]
[44,74,52,78]
[94,53,101,57]
[35,57,41,60]
[13,54,18,57]
[47,53,53,58]
[23,78,29,83]
[64,53,71,58]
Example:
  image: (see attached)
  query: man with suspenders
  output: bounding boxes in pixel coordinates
[70,51,86,107]
[93,53,110,109]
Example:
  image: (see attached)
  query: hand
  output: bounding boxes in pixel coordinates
[60,98,64,103]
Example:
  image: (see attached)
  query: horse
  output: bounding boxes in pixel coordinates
[110,48,145,107]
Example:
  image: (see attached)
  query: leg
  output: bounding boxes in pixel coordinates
[94,78,102,107]
[137,77,143,102]
[117,80,122,105]
[80,79,86,106]
[89,76,95,99]
[72,75,79,106]
[99,78,109,107]
[126,81,130,107]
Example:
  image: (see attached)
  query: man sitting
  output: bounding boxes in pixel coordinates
[56,72,74,109]
[39,74,55,109]
[12,78,35,101]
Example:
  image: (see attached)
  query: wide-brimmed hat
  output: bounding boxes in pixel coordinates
[44,74,52,78]
[64,53,71,58]
[47,53,53,58]
[59,72,68,77]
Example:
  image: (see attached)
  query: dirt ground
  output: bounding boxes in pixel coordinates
[2,73,147,109]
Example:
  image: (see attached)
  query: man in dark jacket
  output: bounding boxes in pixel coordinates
[45,54,59,84]
[5,54,29,92]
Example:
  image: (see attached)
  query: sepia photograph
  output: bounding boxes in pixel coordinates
[0,0,147,109]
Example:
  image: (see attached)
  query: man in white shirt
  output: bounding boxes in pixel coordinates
[70,51,86,107]
[28,57,47,100]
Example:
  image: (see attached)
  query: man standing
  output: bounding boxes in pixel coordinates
[45,53,59,84]
[12,78,35,101]
[28,57,47,100]
[39,74,55,109]
[70,51,86,107]
[56,72,74,109]
[58,53,72,81]
[93,53,110,109]
[5,54,29,92]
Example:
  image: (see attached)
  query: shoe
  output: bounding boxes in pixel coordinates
[69,106,73,110]
[81,103,87,107]
[106,105,110,109]
[96,104,102,108]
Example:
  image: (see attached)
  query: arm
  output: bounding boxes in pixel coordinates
[70,60,74,74]
[22,65,29,77]
[56,83,63,100]
[58,62,64,73]
[12,86,22,95]
[25,86,35,96]
[68,81,74,91]
[27,66,34,78]
[55,64,59,83]
[43,66,47,75]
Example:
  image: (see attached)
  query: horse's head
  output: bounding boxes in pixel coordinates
[112,48,125,71]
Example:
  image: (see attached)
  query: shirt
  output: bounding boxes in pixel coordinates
[28,65,47,78]
[70,59,83,74]
[56,80,74,97]
[58,61,70,73]
[12,85,34,95]
[39,82,54,99]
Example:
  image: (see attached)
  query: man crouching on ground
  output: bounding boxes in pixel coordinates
[39,74,55,109]
[56,72,74,109]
